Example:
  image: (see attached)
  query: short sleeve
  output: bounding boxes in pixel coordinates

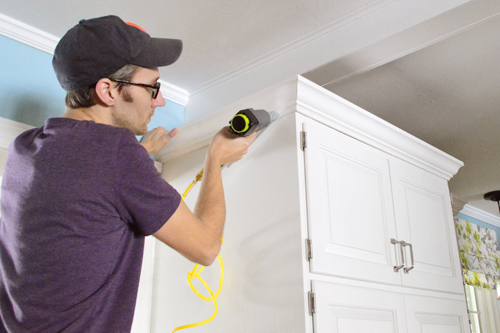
[114,132,181,235]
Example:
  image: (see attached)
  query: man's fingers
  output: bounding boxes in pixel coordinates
[140,127,179,155]
[166,128,178,138]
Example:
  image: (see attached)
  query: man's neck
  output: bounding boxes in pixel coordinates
[63,105,112,125]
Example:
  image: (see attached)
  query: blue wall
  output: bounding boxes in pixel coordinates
[0,35,65,126]
[457,212,500,244]
[0,34,184,130]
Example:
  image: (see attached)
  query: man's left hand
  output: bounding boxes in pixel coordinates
[140,127,178,155]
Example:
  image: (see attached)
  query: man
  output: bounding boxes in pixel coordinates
[0,15,255,332]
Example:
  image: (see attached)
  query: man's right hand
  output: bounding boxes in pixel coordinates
[207,126,257,165]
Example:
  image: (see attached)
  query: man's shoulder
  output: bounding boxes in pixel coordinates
[45,118,130,135]
[43,118,140,146]
[12,118,140,158]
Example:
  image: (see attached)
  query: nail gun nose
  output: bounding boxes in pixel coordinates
[229,108,276,137]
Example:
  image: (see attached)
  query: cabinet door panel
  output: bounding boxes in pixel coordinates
[390,159,463,293]
[404,294,470,333]
[313,281,406,333]
[303,120,401,285]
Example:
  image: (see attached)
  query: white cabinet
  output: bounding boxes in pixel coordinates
[313,281,407,333]
[303,120,401,286]
[151,76,468,332]
[390,158,463,293]
[404,294,471,333]
[303,118,463,294]
[313,281,470,333]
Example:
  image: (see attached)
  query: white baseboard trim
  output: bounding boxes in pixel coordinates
[460,204,500,228]
[0,13,189,106]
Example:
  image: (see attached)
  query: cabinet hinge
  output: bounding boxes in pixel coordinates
[306,238,313,261]
[300,131,307,151]
[308,291,316,316]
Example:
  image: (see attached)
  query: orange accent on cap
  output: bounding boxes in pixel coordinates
[126,22,146,33]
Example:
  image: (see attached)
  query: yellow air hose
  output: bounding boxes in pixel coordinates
[172,168,224,332]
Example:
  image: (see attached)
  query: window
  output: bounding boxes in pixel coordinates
[465,284,500,332]
[465,285,482,333]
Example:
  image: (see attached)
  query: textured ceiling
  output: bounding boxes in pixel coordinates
[324,15,500,216]
[0,0,385,90]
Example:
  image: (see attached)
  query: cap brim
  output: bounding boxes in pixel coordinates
[131,38,183,68]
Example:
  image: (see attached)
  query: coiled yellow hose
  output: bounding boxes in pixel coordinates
[172,168,224,332]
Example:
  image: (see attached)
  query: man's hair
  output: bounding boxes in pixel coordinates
[65,64,140,109]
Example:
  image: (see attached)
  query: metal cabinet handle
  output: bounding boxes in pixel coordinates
[391,238,405,272]
[402,241,415,273]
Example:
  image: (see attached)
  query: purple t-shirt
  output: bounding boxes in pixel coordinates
[0,118,181,332]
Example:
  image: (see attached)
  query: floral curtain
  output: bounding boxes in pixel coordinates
[455,218,500,289]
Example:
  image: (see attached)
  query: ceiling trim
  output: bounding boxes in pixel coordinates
[156,75,464,183]
[460,204,500,228]
[0,12,58,54]
[158,80,189,106]
[0,13,189,106]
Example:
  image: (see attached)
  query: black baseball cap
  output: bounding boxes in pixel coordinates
[52,15,182,91]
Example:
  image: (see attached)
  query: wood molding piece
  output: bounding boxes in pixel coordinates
[0,12,59,54]
[155,75,463,180]
[158,79,189,106]
[460,204,500,228]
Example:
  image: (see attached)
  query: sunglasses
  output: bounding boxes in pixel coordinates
[109,79,161,99]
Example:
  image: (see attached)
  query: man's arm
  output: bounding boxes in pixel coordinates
[153,127,256,266]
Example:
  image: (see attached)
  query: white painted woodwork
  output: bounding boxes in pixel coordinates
[313,281,407,333]
[302,116,463,294]
[404,294,470,333]
[303,119,401,286]
[313,281,470,333]
[153,76,468,332]
[390,158,463,294]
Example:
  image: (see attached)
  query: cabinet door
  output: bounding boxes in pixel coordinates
[312,281,407,333]
[404,294,470,333]
[303,120,401,285]
[390,159,464,294]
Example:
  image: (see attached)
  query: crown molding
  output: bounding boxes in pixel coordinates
[158,79,189,106]
[0,13,189,106]
[0,12,59,54]
[460,204,500,228]
[155,75,463,183]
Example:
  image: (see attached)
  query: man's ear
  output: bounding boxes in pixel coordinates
[94,78,118,106]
